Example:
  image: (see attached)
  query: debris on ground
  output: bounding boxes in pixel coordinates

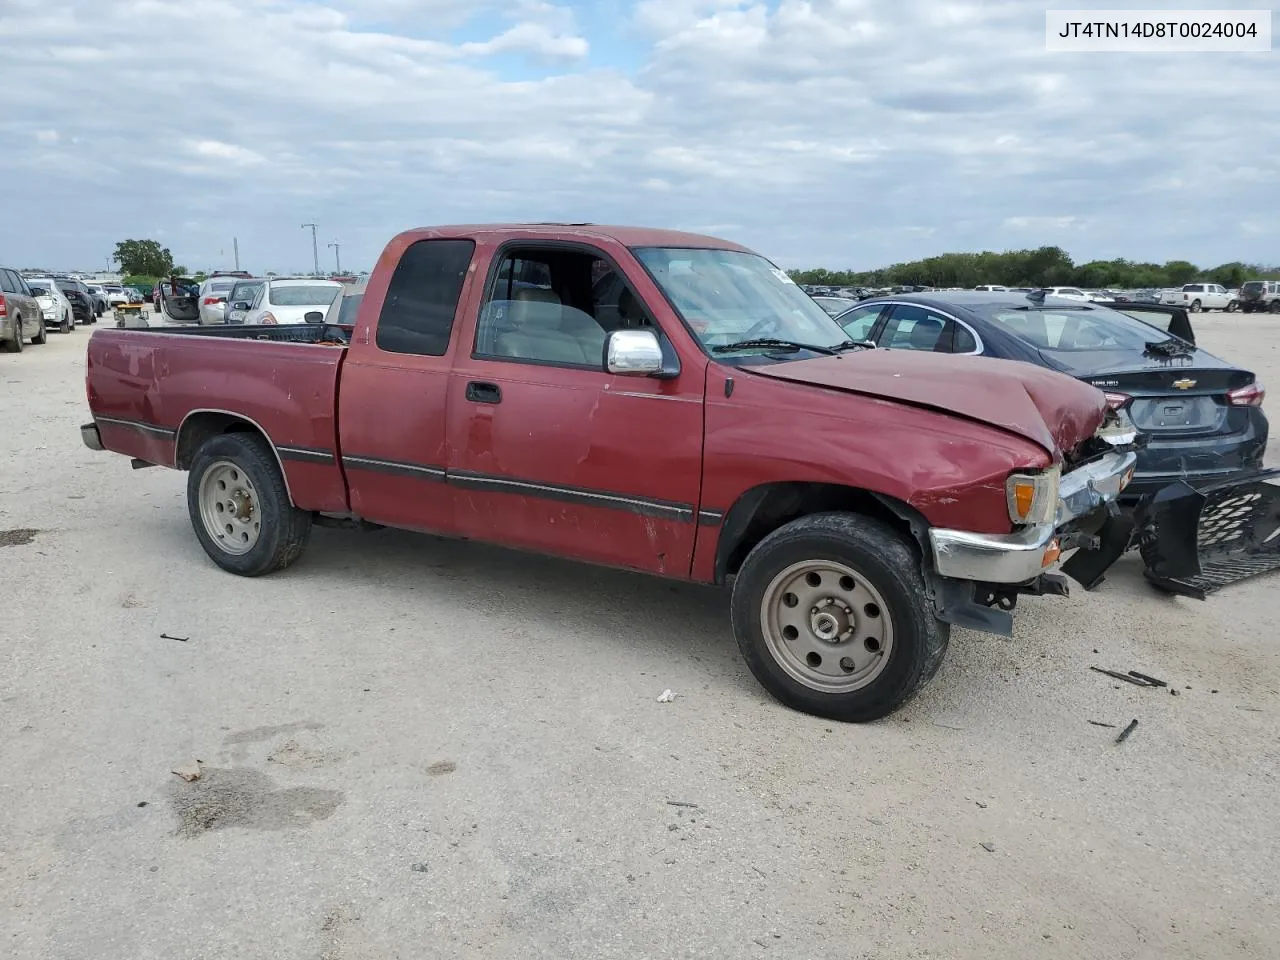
[1171,689,1180,696]
[656,689,677,703]
[171,761,203,782]
[1090,666,1165,688]
[1115,719,1139,744]
[1088,720,1117,728]
[410,863,429,873]
[425,760,456,776]
[160,633,189,642]
[0,528,41,547]
[666,800,698,808]
[979,842,996,853]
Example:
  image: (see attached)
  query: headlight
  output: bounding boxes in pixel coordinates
[1006,466,1060,525]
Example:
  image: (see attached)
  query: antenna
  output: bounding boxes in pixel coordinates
[301,222,319,276]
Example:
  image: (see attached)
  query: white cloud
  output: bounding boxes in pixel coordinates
[0,0,1274,273]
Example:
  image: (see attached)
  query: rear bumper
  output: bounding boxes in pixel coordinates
[929,450,1138,583]
[1121,411,1268,501]
[81,422,105,451]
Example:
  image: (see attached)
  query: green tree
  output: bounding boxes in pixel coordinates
[114,239,175,277]
[1162,260,1200,286]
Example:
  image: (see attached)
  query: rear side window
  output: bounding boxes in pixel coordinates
[0,270,18,294]
[376,239,475,356]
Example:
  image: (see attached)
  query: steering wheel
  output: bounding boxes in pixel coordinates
[742,318,781,340]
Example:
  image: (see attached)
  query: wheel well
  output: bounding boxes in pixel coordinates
[175,412,272,471]
[713,482,929,584]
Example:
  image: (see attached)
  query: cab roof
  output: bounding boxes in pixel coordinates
[396,223,754,252]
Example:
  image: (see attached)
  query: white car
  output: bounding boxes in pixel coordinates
[240,278,343,325]
[973,284,1008,292]
[1039,286,1092,302]
[104,285,130,306]
[196,276,250,324]
[24,277,75,333]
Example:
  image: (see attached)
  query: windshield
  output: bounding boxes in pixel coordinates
[977,303,1187,353]
[229,282,263,302]
[632,247,849,356]
[269,284,340,307]
[29,285,50,297]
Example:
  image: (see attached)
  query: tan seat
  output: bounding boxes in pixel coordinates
[495,287,606,365]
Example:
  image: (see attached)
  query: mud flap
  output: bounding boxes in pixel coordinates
[1137,468,1280,599]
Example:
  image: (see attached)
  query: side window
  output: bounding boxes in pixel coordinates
[878,305,965,353]
[376,239,475,356]
[474,247,613,368]
[837,304,884,341]
[0,270,17,294]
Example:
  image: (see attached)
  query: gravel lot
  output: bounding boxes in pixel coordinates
[2,313,1278,960]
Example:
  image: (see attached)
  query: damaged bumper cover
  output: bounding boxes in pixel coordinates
[1137,467,1280,599]
[929,450,1139,584]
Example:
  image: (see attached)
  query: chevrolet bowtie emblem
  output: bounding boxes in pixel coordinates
[1172,378,1196,389]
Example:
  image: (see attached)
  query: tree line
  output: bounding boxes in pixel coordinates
[789,246,1280,290]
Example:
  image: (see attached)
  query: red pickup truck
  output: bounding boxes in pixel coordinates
[82,224,1141,722]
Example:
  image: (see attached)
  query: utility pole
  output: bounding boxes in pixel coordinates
[301,222,319,276]
[327,241,341,275]
[233,237,240,272]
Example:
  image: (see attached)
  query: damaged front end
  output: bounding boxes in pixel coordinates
[1135,467,1280,599]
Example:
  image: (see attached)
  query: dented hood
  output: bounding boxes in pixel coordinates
[749,350,1107,455]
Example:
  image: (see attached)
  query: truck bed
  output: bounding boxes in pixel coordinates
[85,325,352,513]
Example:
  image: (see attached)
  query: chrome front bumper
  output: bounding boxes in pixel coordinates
[929,450,1138,584]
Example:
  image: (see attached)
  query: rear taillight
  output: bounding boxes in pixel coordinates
[260,312,277,325]
[1227,381,1265,407]
[0,295,7,317]
[202,296,225,305]
[1103,391,1131,410]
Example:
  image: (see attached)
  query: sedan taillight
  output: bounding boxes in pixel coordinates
[0,295,7,317]
[1103,391,1131,410]
[260,312,277,325]
[202,296,225,305]
[1227,381,1265,407]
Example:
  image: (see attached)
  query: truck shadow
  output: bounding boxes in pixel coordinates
[294,524,750,684]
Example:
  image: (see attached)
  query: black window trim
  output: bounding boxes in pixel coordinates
[470,237,678,376]
[373,237,477,358]
[864,300,984,355]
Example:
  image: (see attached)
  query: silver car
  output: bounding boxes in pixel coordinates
[197,277,249,324]
[222,278,265,324]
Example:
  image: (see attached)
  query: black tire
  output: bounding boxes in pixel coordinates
[730,511,949,723]
[59,312,71,334]
[1269,301,1280,315]
[1189,299,1201,313]
[1226,300,1239,313]
[4,324,22,352]
[186,433,313,576]
[33,319,46,345]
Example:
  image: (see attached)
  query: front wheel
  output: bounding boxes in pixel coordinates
[730,512,949,723]
[59,312,71,334]
[186,433,313,576]
[3,326,21,352]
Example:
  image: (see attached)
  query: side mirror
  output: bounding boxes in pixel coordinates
[304,310,324,323]
[605,329,663,376]
[230,301,250,311]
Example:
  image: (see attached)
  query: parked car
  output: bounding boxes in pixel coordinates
[237,277,342,325]
[80,222,1159,724]
[833,291,1267,501]
[196,276,251,324]
[0,266,47,351]
[1036,286,1093,302]
[125,286,147,304]
[155,276,202,323]
[811,295,863,317]
[52,276,95,324]
[223,278,265,324]
[87,284,110,316]
[24,277,75,333]
[320,276,367,327]
[104,284,130,306]
[1161,283,1236,313]
[974,285,1009,292]
[1238,280,1280,314]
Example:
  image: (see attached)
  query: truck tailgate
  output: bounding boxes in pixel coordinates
[85,328,350,513]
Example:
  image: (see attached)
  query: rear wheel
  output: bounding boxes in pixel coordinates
[33,319,46,345]
[1226,300,1239,313]
[730,512,949,723]
[187,433,313,576]
[1189,299,1202,313]
[1270,301,1280,314]
[59,311,71,334]
[4,324,22,352]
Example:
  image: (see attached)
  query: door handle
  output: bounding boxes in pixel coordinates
[465,381,502,404]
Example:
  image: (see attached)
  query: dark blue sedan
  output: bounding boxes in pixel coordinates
[834,291,1268,500]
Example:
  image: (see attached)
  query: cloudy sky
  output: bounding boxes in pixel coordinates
[0,0,1274,274]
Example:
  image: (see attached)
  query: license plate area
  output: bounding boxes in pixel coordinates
[1129,395,1221,433]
